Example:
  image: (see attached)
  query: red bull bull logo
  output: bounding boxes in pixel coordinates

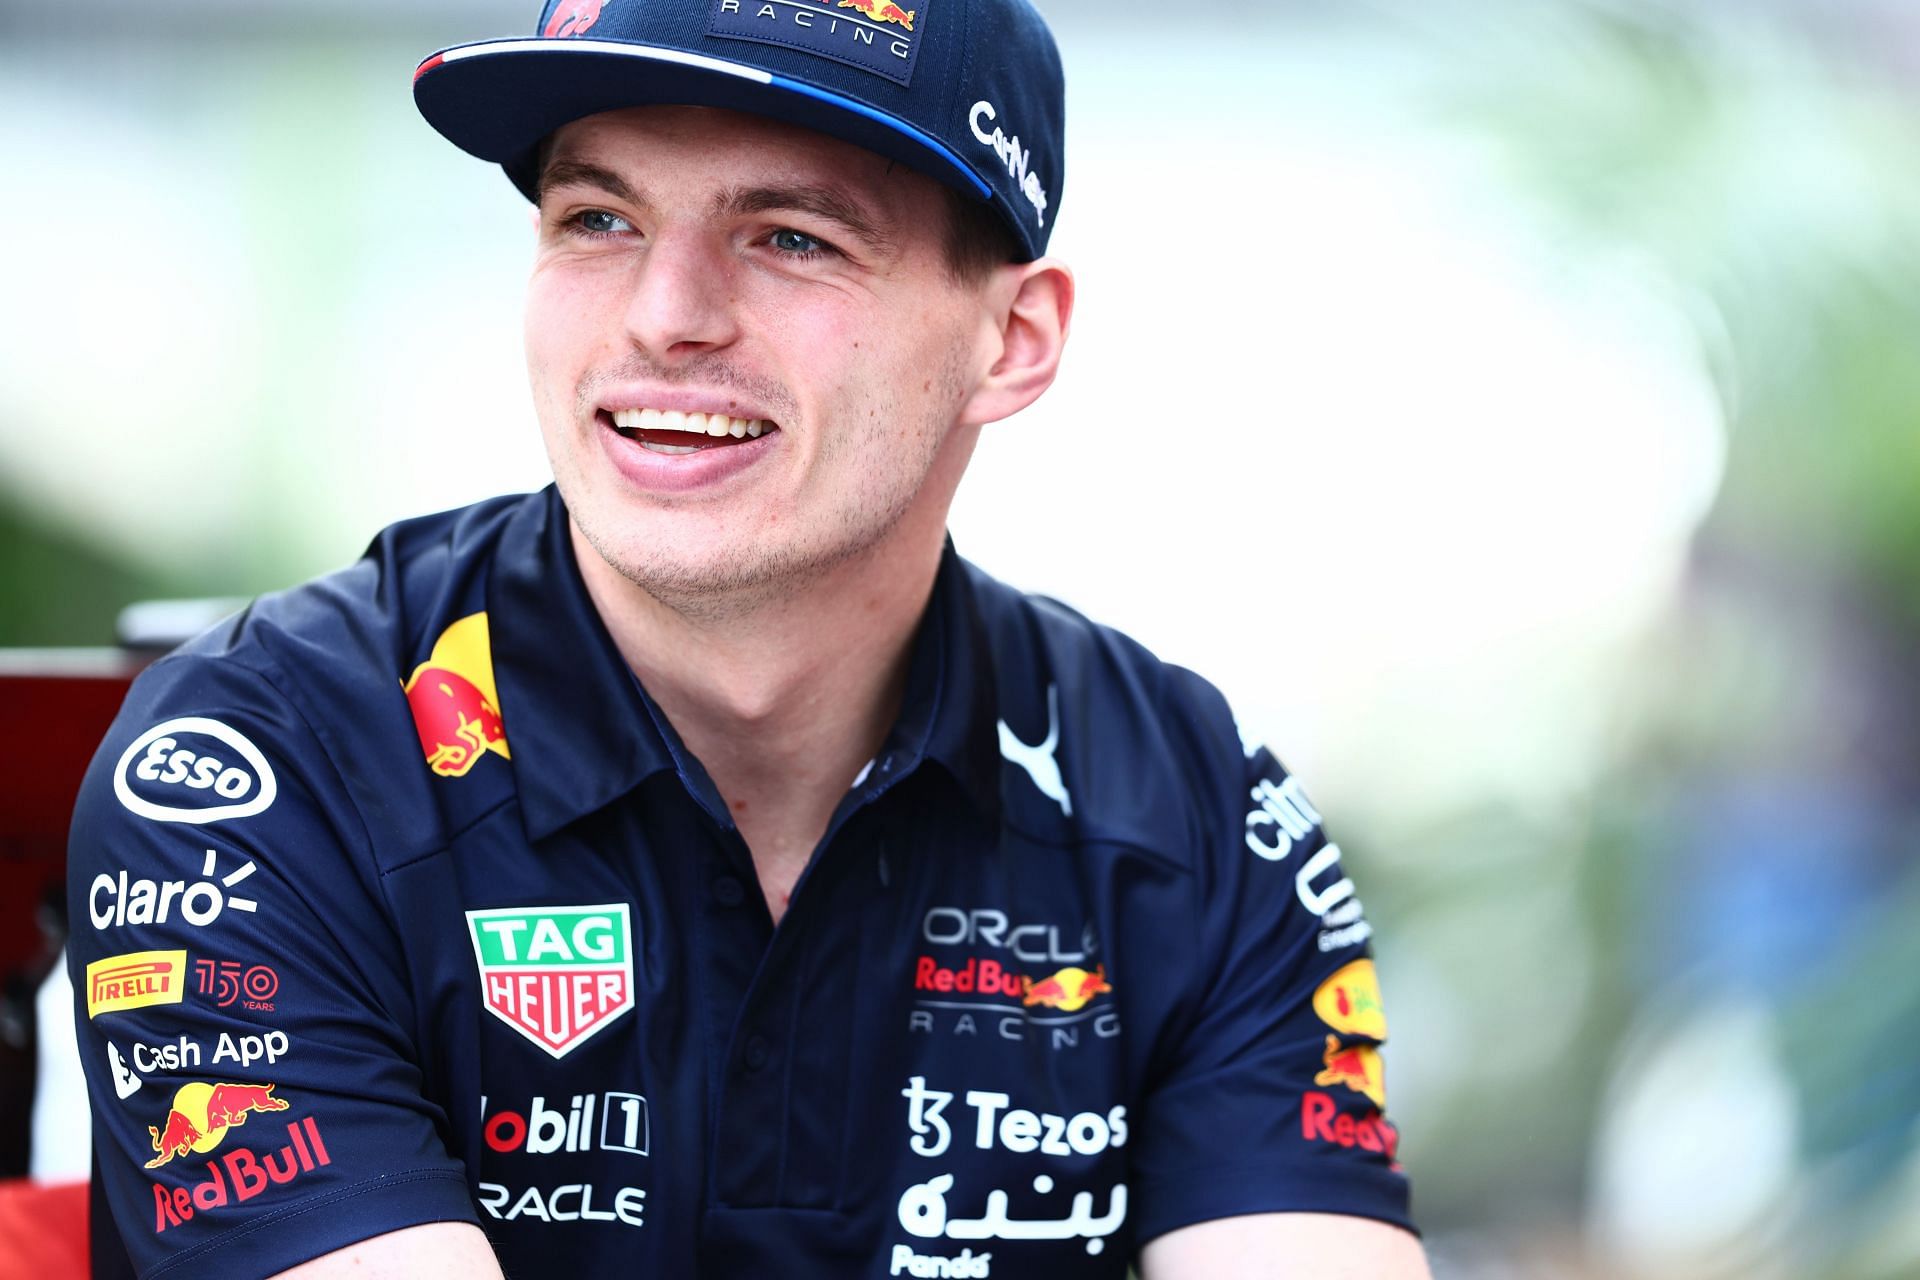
[1313,1034,1387,1109]
[1020,964,1112,1013]
[838,0,914,29]
[145,1081,289,1169]
[402,612,511,778]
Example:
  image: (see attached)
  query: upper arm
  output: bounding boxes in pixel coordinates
[1139,1212,1430,1280]
[1127,680,1414,1244]
[269,1223,504,1280]
[69,655,481,1277]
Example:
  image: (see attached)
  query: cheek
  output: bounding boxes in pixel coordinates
[524,280,609,415]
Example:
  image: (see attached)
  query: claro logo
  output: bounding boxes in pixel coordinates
[114,718,277,824]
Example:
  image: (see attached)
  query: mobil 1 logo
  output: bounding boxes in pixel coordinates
[481,1092,649,1159]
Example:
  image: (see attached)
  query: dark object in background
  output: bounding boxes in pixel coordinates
[0,600,239,1178]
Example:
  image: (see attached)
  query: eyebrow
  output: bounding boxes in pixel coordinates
[536,161,896,258]
[537,159,647,209]
[715,183,896,256]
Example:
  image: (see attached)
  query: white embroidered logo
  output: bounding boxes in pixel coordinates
[969,100,1050,226]
[998,684,1071,817]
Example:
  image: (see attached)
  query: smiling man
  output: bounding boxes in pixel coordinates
[67,2,1428,1277]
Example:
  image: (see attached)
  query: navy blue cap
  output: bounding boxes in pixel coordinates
[413,0,1065,260]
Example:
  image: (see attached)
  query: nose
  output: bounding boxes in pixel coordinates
[621,228,741,360]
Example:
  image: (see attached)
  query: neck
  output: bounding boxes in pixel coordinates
[570,506,948,914]
[580,518,942,751]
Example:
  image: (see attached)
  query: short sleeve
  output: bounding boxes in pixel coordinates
[66,655,480,1279]
[1129,733,1412,1244]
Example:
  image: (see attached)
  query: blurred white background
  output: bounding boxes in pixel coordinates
[8,0,1920,1275]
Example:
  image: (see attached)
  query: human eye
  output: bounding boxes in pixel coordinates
[564,208,635,238]
[767,227,840,259]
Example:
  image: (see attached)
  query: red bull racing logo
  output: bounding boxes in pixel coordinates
[1314,1035,1386,1109]
[1021,964,1111,1013]
[1300,1090,1399,1163]
[145,1080,289,1169]
[707,0,927,89]
[838,0,913,29]
[402,612,511,778]
[1310,959,1389,1108]
[146,1085,332,1235]
[913,959,1113,1013]
[912,957,1118,1052]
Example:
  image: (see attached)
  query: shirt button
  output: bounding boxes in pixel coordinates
[712,875,746,907]
[743,1035,772,1072]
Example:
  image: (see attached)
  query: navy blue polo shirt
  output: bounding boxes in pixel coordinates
[68,487,1411,1278]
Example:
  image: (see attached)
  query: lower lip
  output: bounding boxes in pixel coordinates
[593,414,780,495]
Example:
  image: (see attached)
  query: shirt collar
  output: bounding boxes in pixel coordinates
[489,488,678,842]
[489,488,1001,843]
[865,538,1002,829]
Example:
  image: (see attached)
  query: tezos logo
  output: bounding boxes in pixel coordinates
[114,718,277,824]
[89,849,259,931]
[902,1077,1127,1160]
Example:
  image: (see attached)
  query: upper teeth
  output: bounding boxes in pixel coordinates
[611,407,765,438]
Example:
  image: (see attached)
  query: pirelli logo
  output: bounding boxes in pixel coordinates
[87,950,188,1019]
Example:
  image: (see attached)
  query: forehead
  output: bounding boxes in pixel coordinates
[542,105,948,222]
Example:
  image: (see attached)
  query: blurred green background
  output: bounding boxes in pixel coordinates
[6,0,1919,1275]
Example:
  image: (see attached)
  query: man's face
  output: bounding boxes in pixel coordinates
[524,105,996,611]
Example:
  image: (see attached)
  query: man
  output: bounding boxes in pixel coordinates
[68,0,1429,1275]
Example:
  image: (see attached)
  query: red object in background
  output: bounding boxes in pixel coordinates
[0,654,141,1194]
[0,1179,87,1280]
[0,655,140,976]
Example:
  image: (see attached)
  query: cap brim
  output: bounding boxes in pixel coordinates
[414,39,992,205]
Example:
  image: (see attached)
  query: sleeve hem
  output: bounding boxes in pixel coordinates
[142,1168,479,1280]
[1132,1160,1416,1248]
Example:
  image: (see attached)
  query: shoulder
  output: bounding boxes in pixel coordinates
[962,559,1250,862]
[80,492,539,861]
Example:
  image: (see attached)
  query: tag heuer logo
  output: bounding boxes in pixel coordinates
[467,904,635,1058]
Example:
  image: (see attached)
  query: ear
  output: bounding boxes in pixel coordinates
[958,257,1075,428]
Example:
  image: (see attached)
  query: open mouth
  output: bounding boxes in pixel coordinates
[601,407,779,456]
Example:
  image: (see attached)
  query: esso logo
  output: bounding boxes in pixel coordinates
[113,717,277,824]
